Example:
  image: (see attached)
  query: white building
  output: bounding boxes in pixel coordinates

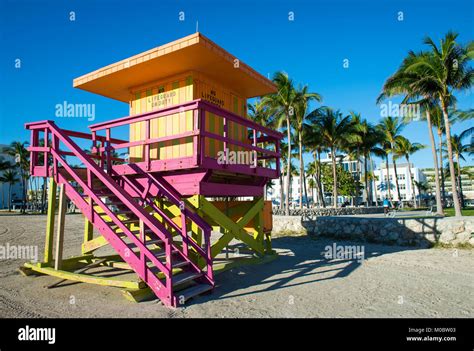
[373,162,426,203]
[266,152,375,206]
[266,176,303,206]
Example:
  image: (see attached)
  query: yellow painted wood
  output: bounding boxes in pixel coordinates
[82,218,94,254]
[54,184,67,270]
[44,178,57,264]
[192,196,265,256]
[23,263,145,289]
[82,235,108,254]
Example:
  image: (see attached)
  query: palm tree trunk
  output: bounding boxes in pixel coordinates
[456,154,465,208]
[385,155,392,200]
[298,131,303,209]
[285,116,291,215]
[279,170,284,211]
[437,130,447,206]
[363,154,369,207]
[303,171,308,209]
[317,151,325,208]
[440,102,462,217]
[8,184,12,211]
[425,110,444,215]
[331,148,338,208]
[406,156,417,208]
[392,156,401,204]
[369,154,378,206]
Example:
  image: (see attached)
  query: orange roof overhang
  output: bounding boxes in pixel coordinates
[73,33,277,102]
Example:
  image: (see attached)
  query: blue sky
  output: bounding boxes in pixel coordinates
[0,0,473,168]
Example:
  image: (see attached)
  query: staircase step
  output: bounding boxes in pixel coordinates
[173,271,203,286]
[153,249,179,260]
[172,260,190,269]
[100,210,136,218]
[125,239,163,250]
[111,218,139,225]
[176,283,213,304]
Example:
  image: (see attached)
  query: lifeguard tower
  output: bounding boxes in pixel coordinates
[22,33,282,307]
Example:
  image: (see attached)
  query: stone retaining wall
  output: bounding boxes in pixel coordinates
[272,215,474,247]
[272,207,384,217]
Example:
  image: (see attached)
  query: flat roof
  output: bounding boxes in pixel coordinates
[73,33,277,102]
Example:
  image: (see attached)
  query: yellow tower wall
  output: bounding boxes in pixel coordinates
[129,71,248,162]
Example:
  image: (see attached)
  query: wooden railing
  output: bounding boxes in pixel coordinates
[88,99,282,178]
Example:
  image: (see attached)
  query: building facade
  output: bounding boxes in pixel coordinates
[421,166,474,206]
[373,163,426,203]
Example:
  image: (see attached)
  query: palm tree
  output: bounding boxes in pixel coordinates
[2,142,29,213]
[293,85,322,208]
[409,32,473,216]
[377,116,405,204]
[316,107,357,208]
[263,72,298,215]
[0,169,19,211]
[347,112,365,205]
[305,122,327,208]
[248,99,276,200]
[414,180,429,207]
[307,177,316,207]
[360,124,385,206]
[378,54,444,215]
[393,136,425,208]
[449,134,470,208]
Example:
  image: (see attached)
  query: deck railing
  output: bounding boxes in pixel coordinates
[88,99,282,178]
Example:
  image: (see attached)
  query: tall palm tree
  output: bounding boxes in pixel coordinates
[393,136,425,208]
[377,116,405,203]
[263,72,299,215]
[429,106,450,205]
[408,32,473,216]
[347,112,365,205]
[449,134,470,208]
[378,54,444,215]
[304,122,327,208]
[0,169,19,211]
[2,141,29,213]
[293,85,322,208]
[359,123,384,206]
[248,99,275,200]
[316,107,357,208]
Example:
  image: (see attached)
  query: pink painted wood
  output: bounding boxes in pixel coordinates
[25,120,214,307]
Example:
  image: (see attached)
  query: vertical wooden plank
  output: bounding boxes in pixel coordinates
[44,178,57,264]
[54,184,67,270]
[82,217,94,255]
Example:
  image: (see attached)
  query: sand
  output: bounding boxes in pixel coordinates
[0,213,472,318]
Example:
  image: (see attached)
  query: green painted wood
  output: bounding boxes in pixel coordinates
[82,218,94,254]
[54,184,67,270]
[198,197,265,255]
[24,263,145,289]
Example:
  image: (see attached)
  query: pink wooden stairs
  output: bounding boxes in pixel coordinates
[26,120,214,307]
